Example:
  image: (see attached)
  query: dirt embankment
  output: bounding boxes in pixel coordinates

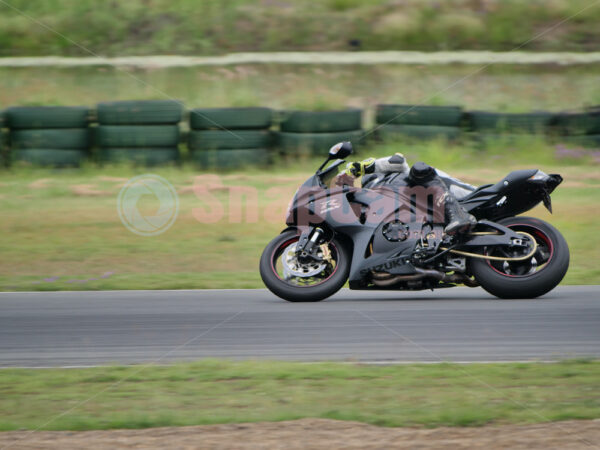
[1,419,598,449]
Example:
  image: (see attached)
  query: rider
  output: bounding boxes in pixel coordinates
[336,153,477,235]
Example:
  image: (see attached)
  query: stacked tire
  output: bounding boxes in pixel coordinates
[188,107,272,169]
[96,100,183,166]
[375,105,462,142]
[276,109,363,156]
[467,111,553,147]
[553,109,600,148]
[0,111,6,166]
[6,106,90,167]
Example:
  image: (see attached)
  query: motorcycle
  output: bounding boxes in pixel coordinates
[260,142,569,302]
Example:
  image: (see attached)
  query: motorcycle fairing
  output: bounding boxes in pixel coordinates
[286,189,531,290]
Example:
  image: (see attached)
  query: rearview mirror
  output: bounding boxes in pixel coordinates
[328,141,353,160]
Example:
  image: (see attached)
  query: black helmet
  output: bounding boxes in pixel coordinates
[409,161,435,182]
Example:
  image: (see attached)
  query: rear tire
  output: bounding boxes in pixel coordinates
[469,216,569,299]
[260,230,350,302]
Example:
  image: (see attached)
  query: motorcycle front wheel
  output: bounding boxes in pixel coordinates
[469,216,569,299]
[259,230,350,302]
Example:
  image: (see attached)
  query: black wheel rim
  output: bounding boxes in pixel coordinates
[486,224,554,278]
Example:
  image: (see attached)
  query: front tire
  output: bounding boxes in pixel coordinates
[259,230,350,302]
[469,216,569,299]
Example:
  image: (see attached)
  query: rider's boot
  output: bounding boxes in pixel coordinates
[408,161,477,236]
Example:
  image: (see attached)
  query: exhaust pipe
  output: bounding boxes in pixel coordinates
[371,268,478,287]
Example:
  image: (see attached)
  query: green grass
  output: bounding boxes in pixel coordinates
[1,64,600,112]
[0,138,599,291]
[1,0,600,56]
[0,360,598,431]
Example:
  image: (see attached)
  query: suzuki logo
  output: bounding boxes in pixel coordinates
[360,258,404,276]
[320,199,341,214]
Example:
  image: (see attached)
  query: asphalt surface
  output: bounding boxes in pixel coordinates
[0,286,598,367]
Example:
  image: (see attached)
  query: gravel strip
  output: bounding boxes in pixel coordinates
[1,419,598,449]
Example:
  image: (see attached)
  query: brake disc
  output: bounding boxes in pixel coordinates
[282,243,327,278]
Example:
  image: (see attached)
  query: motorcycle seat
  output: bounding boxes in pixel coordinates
[460,169,538,201]
[458,183,495,200]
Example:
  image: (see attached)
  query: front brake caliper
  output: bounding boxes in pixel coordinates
[320,243,332,264]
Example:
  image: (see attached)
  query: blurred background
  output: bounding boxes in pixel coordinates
[1,1,599,444]
[0,0,599,291]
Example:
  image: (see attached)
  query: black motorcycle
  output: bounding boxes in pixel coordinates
[260,142,569,302]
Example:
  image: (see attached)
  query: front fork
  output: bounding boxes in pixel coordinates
[296,227,325,263]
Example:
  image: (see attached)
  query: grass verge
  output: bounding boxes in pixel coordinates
[1,64,600,112]
[0,359,598,431]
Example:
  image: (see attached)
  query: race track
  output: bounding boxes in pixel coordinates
[0,286,599,367]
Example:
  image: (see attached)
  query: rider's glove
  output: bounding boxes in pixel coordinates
[344,162,361,177]
[344,157,376,177]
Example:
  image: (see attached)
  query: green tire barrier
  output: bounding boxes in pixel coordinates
[0,128,6,167]
[191,148,270,169]
[96,125,180,147]
[377,124,460,141]
[99,147,180,165]
[280,109,362,133]
[11,128,90,150]
[190,107,272,130]
[6,106,89,129]
[468,111,553,134]
[0,110,5,153]
[97,100,183,125]
[277,130,364,155]
[554,112,600,136]
[12,149,87,167]
[188,130,271,150]
[376,105,463,127]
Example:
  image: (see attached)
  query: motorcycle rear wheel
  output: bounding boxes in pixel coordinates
[469,216,569,299]
[260,230,350,302]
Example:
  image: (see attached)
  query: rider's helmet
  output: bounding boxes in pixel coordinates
[409,161,436,183]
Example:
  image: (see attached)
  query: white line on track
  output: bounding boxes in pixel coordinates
[2,51,600,68]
